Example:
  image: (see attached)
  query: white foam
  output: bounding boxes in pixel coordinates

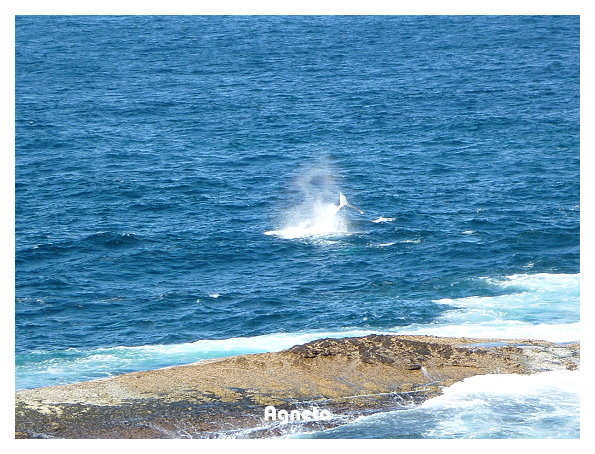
[485,273,579,293]
[374,242,396,247]
[396,321,579,343]
[450,274,578,322]
[396,273,580,342]
[419,370,580,438]
[424,369,579,406]
[305,370,579,438]
[372,217,396,223]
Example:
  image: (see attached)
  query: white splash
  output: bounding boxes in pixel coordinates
[264,162,360,240]
[265,198,349,239]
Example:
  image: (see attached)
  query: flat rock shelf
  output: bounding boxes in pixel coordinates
[15,334,580,438]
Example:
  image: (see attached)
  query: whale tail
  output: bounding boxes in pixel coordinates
[339,193,348,208]
[338,192,364,215]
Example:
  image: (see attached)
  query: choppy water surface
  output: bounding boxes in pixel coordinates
[16,16,579,438]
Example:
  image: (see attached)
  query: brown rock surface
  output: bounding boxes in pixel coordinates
[15,334,579,438]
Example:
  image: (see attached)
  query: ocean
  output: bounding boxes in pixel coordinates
[15,15,579,438]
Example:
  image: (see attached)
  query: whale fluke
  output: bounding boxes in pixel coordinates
[339,193,348,208]
[338,192,364,215]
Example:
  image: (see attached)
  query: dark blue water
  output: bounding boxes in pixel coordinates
[16,16,579,438]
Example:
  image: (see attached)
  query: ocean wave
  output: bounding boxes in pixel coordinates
[15,328,381,389]
[16,272,579,389]
[19,231,144,255]
[399,238,422,244]
[371,242,396,248]
[372,217,396,223]
[396,272,579,342]
[396,321,579,343]
[435,273,579,324]
[296,369,579,438]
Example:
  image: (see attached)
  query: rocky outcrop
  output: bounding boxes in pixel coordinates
[15,335,579,438]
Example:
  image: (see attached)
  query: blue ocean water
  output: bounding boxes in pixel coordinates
[16,16,579,438]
